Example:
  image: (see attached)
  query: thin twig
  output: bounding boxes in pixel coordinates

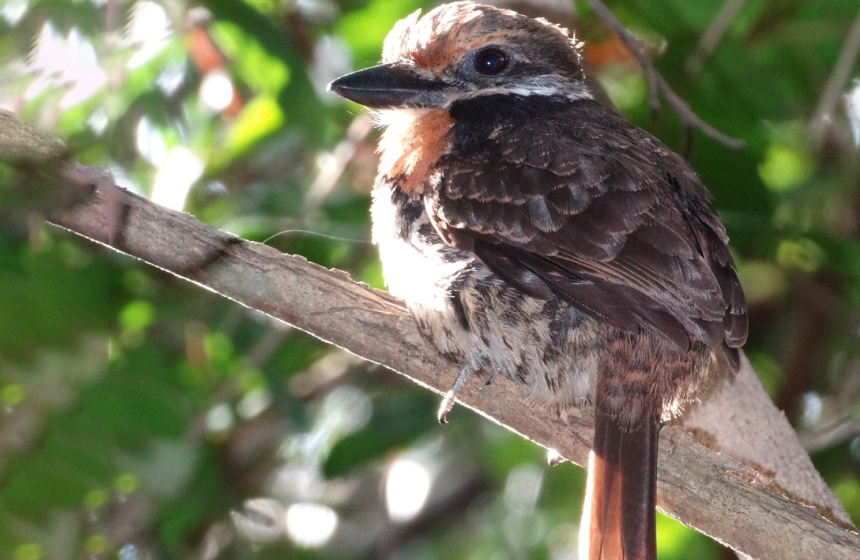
[301,115,373,216]
[583,0,744,148]
[809,7,860,143]
[685,0,749,78]
[582,0,660,111]
[799,416,860,454]
[654,71,744,148]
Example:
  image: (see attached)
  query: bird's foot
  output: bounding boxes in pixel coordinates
[546,448,566,467]
[437,364,473,424]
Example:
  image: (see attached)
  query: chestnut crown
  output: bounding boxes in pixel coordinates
[329,2,590,110]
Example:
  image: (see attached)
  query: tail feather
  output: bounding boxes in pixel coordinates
[580,405,659,560]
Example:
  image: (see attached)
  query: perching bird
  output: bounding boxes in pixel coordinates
[329,3,747,559]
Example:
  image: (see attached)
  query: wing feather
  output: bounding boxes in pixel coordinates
[430,101,747,356]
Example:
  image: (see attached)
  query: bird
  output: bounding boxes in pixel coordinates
[328,2,747,559]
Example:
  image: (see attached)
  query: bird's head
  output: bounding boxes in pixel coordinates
[328,1,590,111]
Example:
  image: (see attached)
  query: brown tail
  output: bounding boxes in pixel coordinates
[579,405,659,560]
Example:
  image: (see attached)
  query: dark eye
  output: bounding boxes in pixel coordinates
[474,48,508,75]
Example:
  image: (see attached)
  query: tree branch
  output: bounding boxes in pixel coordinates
[41,163,859,560]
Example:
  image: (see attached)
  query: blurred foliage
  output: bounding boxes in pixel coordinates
[1,0,860,559]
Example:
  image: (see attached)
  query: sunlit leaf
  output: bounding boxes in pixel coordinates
[221,94,284,158]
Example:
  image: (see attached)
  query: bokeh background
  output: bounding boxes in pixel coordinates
[2,0,860,559]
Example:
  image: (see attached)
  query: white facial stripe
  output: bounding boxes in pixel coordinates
[491,85,592,100]
[443,75,592,107]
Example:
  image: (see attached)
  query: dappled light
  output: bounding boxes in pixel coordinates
[286,502,339,547]
[385,456,432,522]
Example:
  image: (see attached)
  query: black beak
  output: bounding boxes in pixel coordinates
[328,63,451,109]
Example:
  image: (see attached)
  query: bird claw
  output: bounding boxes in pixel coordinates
[437,391,456,424]
[437,364,472,424]
[546,448,565,467]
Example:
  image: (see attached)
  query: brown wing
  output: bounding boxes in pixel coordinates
[430,98,747,363]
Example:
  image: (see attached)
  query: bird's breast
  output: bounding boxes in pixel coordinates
[370,180,600,409]
[376,108,454,194]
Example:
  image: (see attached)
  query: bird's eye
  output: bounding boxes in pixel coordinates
[474,48,508,75]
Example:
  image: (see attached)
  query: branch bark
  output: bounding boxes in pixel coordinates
[44,163,859,560]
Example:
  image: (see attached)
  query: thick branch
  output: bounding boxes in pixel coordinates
[45,164,859,560]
